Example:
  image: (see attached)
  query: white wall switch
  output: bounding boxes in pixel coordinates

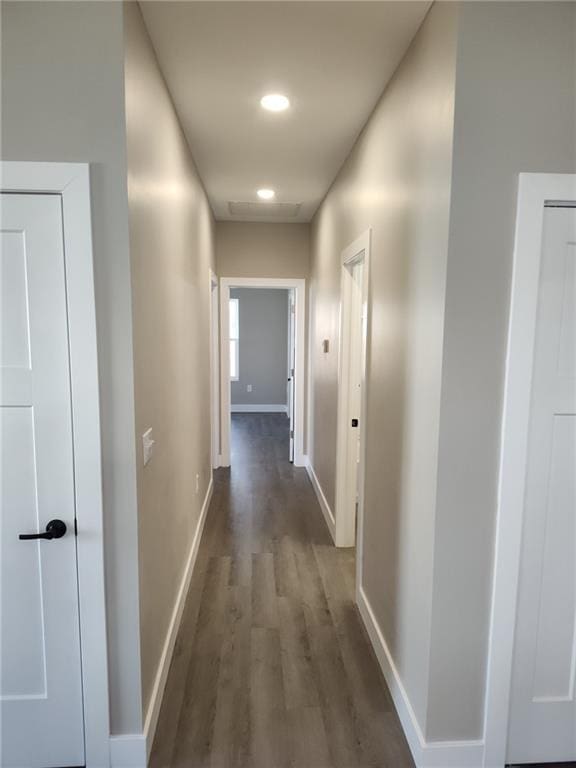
[142,428,155,466]
[247,384,252,392]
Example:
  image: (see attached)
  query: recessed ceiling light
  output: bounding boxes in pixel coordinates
[260,94,290,112]
[257,188,275,201]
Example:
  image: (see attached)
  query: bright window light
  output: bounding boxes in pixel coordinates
[260,93,290,112]
[229,298,239,381]
[257,188,275,201]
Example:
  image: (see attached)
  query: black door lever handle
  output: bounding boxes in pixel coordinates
[19,519,67,541]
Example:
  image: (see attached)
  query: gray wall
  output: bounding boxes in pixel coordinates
[124,3,215,720]
[309,2,459,730]
[216,221,310,279]
[230,289,289,407]
[426,0,576,741]
[1,1,142,734]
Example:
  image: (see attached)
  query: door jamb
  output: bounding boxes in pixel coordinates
[0,161,109,767]
[335,229,371,552]
[219,277,306,467]
[483,173,576,768]
[209,269,220,469]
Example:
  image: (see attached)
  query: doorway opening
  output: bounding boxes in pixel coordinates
[218,277,306,467]
[335,230,371,558]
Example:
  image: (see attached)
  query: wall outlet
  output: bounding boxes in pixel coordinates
[142,428,155,466]
[195,473,200,494]
[247,384,252,392]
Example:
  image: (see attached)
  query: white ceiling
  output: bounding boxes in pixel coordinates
[140,2,431,223]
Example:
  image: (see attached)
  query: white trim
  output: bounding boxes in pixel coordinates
[231,403,287,413]
[0,162,110,767]
[358,587,484,768]
[335,229,371,551]
[219,277,306,467]
[483,173,576,768]
[142,477,213,757]
[109,734,146,768]
[209,270,220,470]
[306,281,315,465]
[219,283,231,464]
[305,457,336,542]
[228,296,240,382]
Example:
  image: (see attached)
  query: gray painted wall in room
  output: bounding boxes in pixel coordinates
[230,288,289,406]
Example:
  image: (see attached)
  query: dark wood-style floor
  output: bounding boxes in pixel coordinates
[149,413,414,768]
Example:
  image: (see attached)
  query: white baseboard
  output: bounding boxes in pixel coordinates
[142,476,214,759]
[304,457,335,542]
[293,451,306,468]
[357,586,484,768]
[230,403,287,413]
[109,734,147,768]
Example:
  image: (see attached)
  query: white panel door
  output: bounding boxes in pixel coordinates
[345,260,364,522]
[0,194,84,767]
[508,207,576,764]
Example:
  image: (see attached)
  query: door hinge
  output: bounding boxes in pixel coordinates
[74,517,78,537]
[290,430,294,438]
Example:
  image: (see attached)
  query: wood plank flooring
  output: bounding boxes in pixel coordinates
[149,413,414,768]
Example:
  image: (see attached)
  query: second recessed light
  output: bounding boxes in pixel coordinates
[260,93,290,112]
[257,188,275,200]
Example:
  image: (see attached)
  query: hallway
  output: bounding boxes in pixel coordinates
[149,414,413,768]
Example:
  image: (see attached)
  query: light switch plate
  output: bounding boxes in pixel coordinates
[142,428,155,466]
[247,384,252,392]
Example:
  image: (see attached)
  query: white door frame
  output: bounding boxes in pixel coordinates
[209,269,220,469]
[335,229,371,550]
[219,277,306,467]
[287,288,296,462]
[0,161,110,767]
[483,173,576,768]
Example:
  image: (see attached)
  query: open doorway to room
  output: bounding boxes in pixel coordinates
[229,286,292,460]
[219,277,305,467]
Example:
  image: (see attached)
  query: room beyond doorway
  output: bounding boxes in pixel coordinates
[218,277,306,467]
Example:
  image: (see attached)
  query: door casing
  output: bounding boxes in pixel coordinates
[209,269,220,469]
[218,277,306,467]
[483,173,576,768]
[0,162,109,767]
[335,230,371,553]
[287,288,296,462]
